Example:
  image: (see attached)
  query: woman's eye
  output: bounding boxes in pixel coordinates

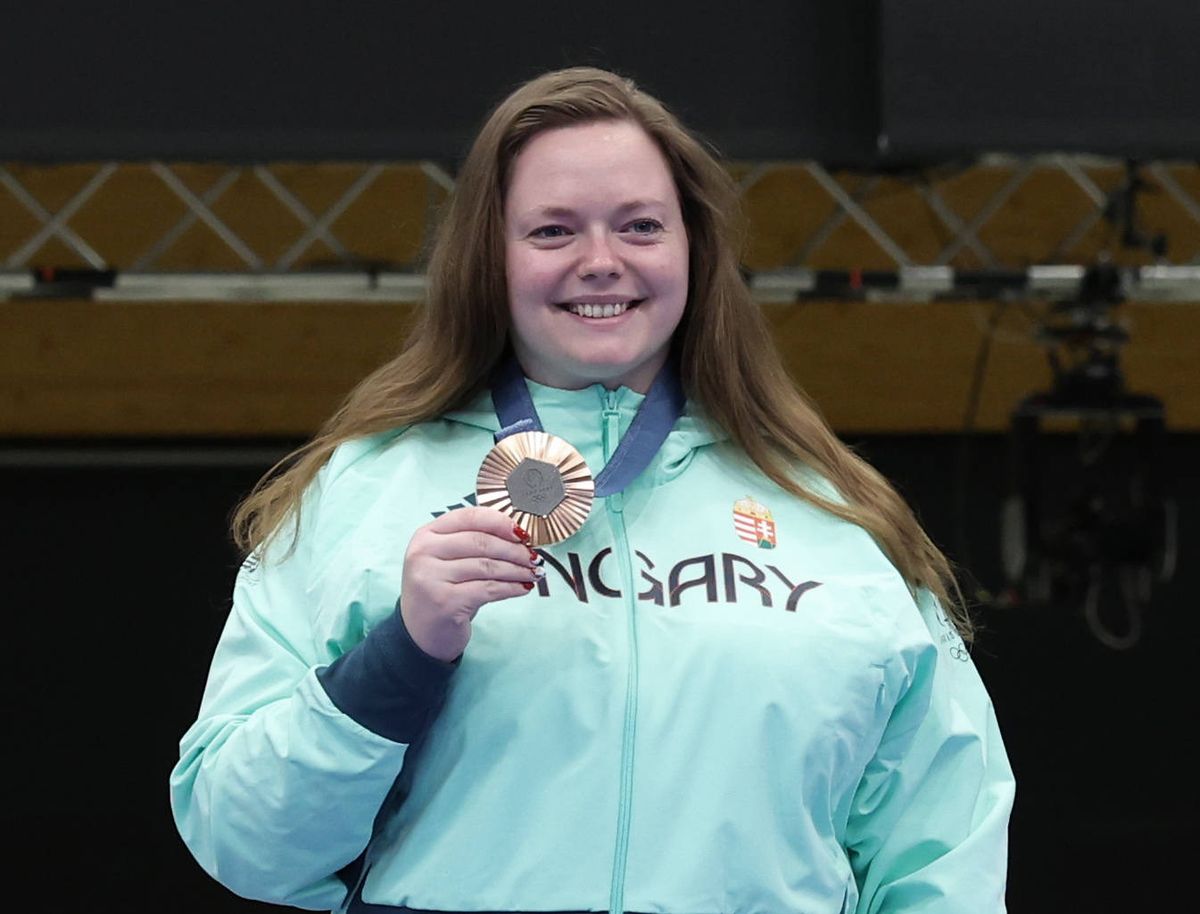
[530,225,569,239]
[627,219,663,234]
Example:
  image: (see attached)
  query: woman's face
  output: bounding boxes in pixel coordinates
[504,119,689,392]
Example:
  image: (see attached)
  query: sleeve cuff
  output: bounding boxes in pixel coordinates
[316,605,459,743]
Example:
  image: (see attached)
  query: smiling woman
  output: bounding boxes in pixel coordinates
[170,67,1014,914]
[505,120,689,392]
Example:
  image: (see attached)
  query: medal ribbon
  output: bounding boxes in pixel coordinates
[491,358,685,497]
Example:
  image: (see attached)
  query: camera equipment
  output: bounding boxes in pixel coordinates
[1001,172,1178,648]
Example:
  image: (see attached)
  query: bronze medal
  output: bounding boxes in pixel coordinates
[476,431,595,546]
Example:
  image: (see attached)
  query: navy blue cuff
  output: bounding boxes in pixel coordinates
[317,606,459,744]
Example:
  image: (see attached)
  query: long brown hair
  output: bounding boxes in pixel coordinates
[233,67,972,639]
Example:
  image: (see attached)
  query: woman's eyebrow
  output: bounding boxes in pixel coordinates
[520,200,670,221]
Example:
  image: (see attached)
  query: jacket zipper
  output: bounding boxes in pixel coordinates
[603,391,637,914]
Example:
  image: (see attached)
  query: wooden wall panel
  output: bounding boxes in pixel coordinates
[2,299,1195,437]
[0,301,414,436]
[766,300,1199,431]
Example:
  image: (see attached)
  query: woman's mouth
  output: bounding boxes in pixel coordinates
[559,299,645,319]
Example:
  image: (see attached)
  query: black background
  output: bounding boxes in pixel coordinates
[4,432,1196,912]
[5,1,1200,163]
[880,0,1200,160]
[0,0,879,163]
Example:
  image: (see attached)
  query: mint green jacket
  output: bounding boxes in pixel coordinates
[170,381,1014,913]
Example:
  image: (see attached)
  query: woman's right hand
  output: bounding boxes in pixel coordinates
[400,507,540,662]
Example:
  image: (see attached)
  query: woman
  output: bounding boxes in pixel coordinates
[171,68,1014,913]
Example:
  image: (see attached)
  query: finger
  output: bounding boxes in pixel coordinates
[453,578,537,610]
[428,506,528,542]
[439,556,540,585]
[430,529,540,566]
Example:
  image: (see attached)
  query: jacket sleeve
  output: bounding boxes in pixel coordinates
[169,465,457,909]
[845,589,1016,914]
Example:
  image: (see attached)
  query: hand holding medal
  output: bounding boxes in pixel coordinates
[399,507,544,662]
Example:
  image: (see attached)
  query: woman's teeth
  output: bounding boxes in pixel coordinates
[568,301,632,318]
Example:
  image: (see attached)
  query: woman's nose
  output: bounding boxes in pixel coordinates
[577,232,622,279]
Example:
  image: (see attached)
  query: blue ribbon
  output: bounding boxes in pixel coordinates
[490,358,685,498]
